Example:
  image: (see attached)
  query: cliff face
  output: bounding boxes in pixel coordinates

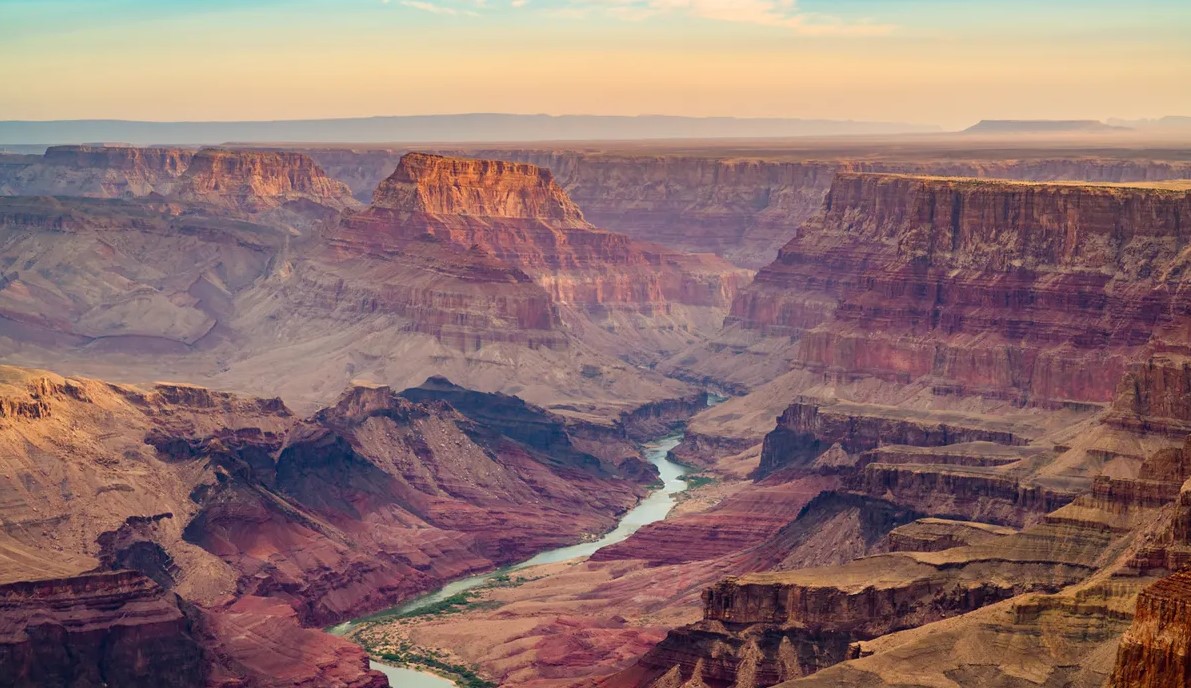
[0,153,702,417]
[728,174,1191,405]
[372,152,588,225]
[0,145,354,215]
[0,145,194,197]
[338,153,748,311]
[1107,354,1191,436]
[171,148,355,211]
[1109,570,1191,688]
[0,571,207,688]
[611,453,1185,688]
[303,148,1191,268]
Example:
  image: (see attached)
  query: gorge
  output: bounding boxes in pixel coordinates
[1,136,1191,688]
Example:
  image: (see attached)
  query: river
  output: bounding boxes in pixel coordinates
[335,432,690,687]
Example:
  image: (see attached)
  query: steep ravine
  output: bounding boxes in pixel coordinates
[336,432,693,686]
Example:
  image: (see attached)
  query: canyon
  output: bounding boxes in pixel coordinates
[2,137,1191,687]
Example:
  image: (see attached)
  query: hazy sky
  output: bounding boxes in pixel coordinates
[2,0,1189,128]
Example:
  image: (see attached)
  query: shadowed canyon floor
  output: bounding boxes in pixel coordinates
[3,137,1191,687]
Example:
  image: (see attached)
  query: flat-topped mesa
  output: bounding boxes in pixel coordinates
[0,145,196,198]
[371,152,588,226]
[729,173,1191,405]
[339,153,749,311]
[171,148,354,211]
[42,144,194,175]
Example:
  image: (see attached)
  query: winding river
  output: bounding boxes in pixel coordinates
[335,432,690,687]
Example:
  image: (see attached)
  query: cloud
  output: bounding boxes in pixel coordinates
[399,0,479,15]
[551,0,894,35]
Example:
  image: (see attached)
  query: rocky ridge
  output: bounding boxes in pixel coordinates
[301,146,1191,267]
[0,365,656,686]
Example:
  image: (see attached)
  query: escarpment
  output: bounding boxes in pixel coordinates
[0,144,195,197]
[168,148,355,211]
[302,147,1191,268]
[722,174,1191,406]
[0,571,208,688]
[337,153,749,311]
[0,145,354,215]
[0,149,732,417]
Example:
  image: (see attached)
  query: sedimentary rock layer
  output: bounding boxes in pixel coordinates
[0,571,207,688]
[728,174,1191,406]
[0,145,354,213]
[302,147,1191,267]
[1109,570,1191,688]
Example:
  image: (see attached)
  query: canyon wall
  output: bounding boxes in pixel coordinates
[338,153,748,311]
[0,571,207,688]
[303,147,1191,267]
[0,145,354,214]
[726,174,1191,406]
[0,149,728,417]
[1109,570,1191,688]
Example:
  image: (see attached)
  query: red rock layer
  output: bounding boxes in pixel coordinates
[0,571,207,688]
[590,475,838,565]
[288,233,567,350]
[758,399,1029,476]
[730,173,1191,405]
[1109,571,1191,688]
[1107,354,1191,436]
[336,153,748,311]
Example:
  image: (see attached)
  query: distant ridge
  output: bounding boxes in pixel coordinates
[963,119,1129,134]
[0,114,940,146]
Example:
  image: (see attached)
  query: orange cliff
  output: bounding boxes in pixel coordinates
[170,148,355,211]
[726,173,1191,406]
[334,152,749,312]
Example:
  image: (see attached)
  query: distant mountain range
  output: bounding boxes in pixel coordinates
[963,119,1129,134]
[964,117,1191,135]
[0,114,943,146]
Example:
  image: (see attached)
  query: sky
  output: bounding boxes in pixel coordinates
[1,0,1189,129]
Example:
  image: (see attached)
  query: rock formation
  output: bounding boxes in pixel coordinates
[1109,570,1191,688]
[169,148,355,212]
[301,146,1191,267]
[0,145,354,215]
[0,365,654,686]
[0,571,207,688]
[338,153,748,312]
[0,144,194,197]
[0,149,745,418]
[725,174,1191,405]
[607,438,1191,688]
